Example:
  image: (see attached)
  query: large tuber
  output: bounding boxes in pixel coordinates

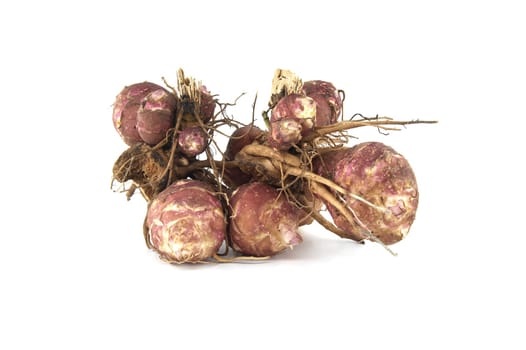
[145,179,226,263]
[326,142,419,245]
[229,182,302,257]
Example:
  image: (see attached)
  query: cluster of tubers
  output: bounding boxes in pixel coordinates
[111,68,436,263]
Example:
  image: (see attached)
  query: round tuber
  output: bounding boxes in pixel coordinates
[303,80,342,126]
[269,94,316,150]
[229,182,302,257]
[112,82,166,145]
[145,179,226,263]
[329,142,419,245]
[177,126,208,157]
[137,88,177,145]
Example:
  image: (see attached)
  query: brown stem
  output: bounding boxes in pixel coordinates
[308,210,363,243]
[286,166,385,211]
[309,182,397,256]
[138,186,153,202]
[213,253,269,263]
[236,143,396,253]
[242,143,301,167]
[309,182,365,242]
[303,119,438,142]
[241,144,386,213]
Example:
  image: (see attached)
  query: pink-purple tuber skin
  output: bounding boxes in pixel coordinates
[137,88,177,145]
[146,179,226,263]
[177,126,208,157]
[223,125,264,187]
[326,142,419,245]
[303,80,342,127]
[199,86,216,122]
[113,82,165,145]
[229,182,302,257]
[270,94,316,150]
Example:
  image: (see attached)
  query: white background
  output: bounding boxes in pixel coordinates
[1,1,525,349]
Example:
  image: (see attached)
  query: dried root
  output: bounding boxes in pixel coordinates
[111,143,170,201]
